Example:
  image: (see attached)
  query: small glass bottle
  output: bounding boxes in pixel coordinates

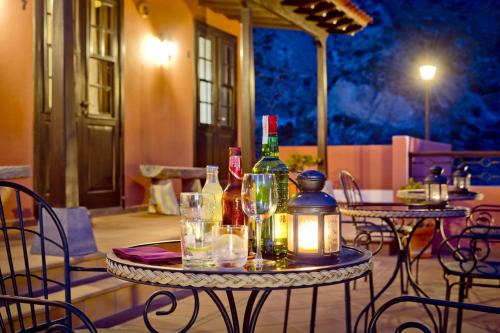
[202,165,223,223]
[222,147,246,225]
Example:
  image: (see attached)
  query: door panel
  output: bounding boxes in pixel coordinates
[195,23,237,183]
[78,0,121,208]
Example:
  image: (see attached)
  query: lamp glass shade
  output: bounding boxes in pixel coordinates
[297,215,319,253]
[324,214,340,254]
[420,65,436,80]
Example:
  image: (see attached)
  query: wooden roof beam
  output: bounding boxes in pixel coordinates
[250,0,328,40]
[307,9,343,21]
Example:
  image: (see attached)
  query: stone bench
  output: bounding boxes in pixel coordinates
[0,165,32,203]
[140,165,206,215]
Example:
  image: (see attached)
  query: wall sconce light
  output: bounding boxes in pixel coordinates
[143,36,178,67]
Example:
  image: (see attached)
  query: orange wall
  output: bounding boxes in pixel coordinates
[120,0,242,206]
[279,145,393,190]
[0,0,34,218]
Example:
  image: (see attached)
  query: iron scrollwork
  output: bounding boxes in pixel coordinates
[143,290,200,333]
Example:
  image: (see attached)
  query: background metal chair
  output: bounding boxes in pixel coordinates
[438,225,500,333]
[0,294,98,332]
[0,181,107,332]
[367,295,500,333]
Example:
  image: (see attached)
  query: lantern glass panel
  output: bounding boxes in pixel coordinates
[323,214,340,254]
[287,214,294,252]
[297,215,319,253]
[426,183,442,201]
[465,174,471,189]
[440,184,448,200]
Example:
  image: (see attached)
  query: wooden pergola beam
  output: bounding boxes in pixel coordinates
[249,0,328,40]
[316,37,328,174]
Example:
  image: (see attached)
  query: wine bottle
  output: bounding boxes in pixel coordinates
[222,147,246,225]
[252,115,288,258]
[202,165,223,223]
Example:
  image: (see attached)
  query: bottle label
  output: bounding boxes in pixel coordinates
[262,115,269,144]
[229,156,243,180]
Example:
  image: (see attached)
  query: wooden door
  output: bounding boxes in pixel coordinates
[34,0,55,201]
[195,23,237,183]
[78,0,122,208]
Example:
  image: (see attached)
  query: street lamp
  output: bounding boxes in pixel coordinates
[419,65,436,140]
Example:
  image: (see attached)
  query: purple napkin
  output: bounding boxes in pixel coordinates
[113,246,181,264]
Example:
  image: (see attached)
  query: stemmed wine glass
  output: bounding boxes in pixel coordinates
[241,173,278,266]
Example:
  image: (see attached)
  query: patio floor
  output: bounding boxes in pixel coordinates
[98,212,499,333]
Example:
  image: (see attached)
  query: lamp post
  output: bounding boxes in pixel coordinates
[419,65,436,140]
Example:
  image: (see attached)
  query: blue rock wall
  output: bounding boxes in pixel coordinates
[254,0,499,151]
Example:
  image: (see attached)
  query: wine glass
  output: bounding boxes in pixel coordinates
[241,173,278,266]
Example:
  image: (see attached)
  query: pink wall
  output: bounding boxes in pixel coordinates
[279,145,393,189]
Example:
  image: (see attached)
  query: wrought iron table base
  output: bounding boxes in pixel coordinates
[354,217,445,333]
[142,288,276,333]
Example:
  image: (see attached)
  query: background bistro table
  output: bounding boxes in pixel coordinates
[340,204,470,333]
[106,241,372,333]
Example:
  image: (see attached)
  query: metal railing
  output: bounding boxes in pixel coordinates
[409,151,500,186]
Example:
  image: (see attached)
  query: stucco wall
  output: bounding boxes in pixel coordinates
[0,1,34,188]
[279,145,393,190]
[122,0,241,206]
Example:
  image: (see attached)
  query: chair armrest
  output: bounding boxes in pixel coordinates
[0,294,98,333]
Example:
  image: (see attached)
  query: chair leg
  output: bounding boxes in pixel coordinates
[369,272,375,317]
[415,257,420,285]
[456,277,466,333]
[399,258,406,294]
[464,277,472,299]
[443,279,452,333]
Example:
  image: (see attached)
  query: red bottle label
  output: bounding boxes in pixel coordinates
[229,155,243,180]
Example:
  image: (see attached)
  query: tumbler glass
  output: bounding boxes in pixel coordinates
[213,225,248,268]
[180,219,216,267]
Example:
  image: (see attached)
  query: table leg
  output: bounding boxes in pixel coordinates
[310,287,318,333]
[205,289,272,333]
[345,282,352,333]
[354,217,403,333]
[283,289,291,333]
[143,289,199,333]
[404,219,442,333]
[182,178,202,192]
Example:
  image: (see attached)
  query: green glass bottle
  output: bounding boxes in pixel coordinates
[252,115,289,258]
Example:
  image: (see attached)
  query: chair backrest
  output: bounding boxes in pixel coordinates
[339,170,363,206]
[0,181,72,331]
[367,296,500,333]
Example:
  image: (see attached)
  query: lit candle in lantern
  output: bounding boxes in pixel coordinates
[298,216,318,253]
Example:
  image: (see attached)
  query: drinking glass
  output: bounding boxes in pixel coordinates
[213,225,248,268]
[241,173,277,266]
[179,192,215,220]
[180,219,216,267]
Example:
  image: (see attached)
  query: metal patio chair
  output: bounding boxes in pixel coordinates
[0,181,128,332]
[367,295,500,333]
[438,225,500,333]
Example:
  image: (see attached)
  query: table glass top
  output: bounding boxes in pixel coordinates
[108,241,371,275]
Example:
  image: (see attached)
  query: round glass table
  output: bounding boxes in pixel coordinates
[340,204,470,333]
[396,189,484,202]
[106,241,372,333]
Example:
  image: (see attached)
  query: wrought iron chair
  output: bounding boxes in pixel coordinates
[0,181,108,332]
[0,294,98,332]
[438,225,500,333]
[367,295,500,333]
